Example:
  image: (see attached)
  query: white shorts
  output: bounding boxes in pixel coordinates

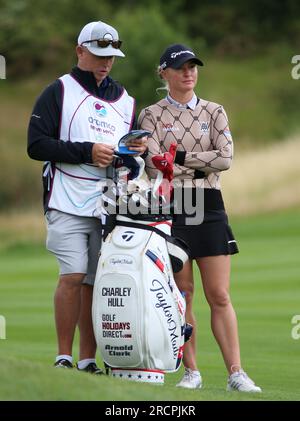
[45,210,102,285]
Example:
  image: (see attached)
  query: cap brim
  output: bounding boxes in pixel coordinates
[86,45,125,57]
[172,57,203,69]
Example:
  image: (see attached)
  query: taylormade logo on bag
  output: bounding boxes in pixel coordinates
[109,257,134,265]
[150,279,179,358]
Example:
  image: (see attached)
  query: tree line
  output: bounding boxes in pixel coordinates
[1,0,299,75]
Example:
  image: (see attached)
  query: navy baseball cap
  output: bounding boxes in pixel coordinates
[159,44,203,70]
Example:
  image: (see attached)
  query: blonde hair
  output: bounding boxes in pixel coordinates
[156,65,169,95]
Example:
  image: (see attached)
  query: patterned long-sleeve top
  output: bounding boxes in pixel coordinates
[138,97,233,189]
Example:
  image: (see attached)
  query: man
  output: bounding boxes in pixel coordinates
[27,21,147,373]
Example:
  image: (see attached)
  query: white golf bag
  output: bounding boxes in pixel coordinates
[92,141,190,384]
[92,214,190,384]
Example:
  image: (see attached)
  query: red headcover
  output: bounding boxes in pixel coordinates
[151,143,177,201]
[152,143,177,182]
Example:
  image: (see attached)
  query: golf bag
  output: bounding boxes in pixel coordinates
[92,140,190,383]
[92,214,189,383]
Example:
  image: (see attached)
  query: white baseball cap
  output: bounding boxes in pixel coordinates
[78,21,125,57]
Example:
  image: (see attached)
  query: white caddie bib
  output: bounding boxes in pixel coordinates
[47,74,135,217]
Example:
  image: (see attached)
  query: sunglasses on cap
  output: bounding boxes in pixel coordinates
[81,39,122,49]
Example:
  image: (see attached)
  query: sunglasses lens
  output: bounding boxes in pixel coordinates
[112,40,122,49]
[97,40,110,48]
[96,40,122,49]
[82,39,122,49]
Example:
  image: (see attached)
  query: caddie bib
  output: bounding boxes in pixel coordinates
[47,74,135,217]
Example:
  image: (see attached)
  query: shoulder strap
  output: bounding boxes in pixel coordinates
[115,220,190,272]
[116,219,167,238]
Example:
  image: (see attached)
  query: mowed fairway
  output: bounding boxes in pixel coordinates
[0,210,299,401]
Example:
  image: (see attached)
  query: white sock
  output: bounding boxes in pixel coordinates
[77,358,96,370]
[186,368,201,376]
[56,354,72,363]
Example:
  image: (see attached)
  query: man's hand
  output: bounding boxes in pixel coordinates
[126,136,148,155]
[92,143,114,167]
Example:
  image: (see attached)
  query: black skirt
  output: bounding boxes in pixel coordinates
[171,188,239,259]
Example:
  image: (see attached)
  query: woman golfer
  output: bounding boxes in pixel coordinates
[138,43,261,393]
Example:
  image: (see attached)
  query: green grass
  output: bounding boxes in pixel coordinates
[0,209,300,400]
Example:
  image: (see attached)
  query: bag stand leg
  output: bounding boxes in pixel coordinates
[104,362,110,376]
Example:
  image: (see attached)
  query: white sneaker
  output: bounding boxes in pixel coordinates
[227,369,262,393]
[176,368,202,389]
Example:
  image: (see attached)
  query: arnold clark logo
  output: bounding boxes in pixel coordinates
[0,315,6,339]
[0,55,6,79]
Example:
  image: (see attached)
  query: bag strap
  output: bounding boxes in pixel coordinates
[116,220,170,240]
[115,220,190,259]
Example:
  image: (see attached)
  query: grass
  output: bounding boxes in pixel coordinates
[221,136,300,216]
[0,209,300,401]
